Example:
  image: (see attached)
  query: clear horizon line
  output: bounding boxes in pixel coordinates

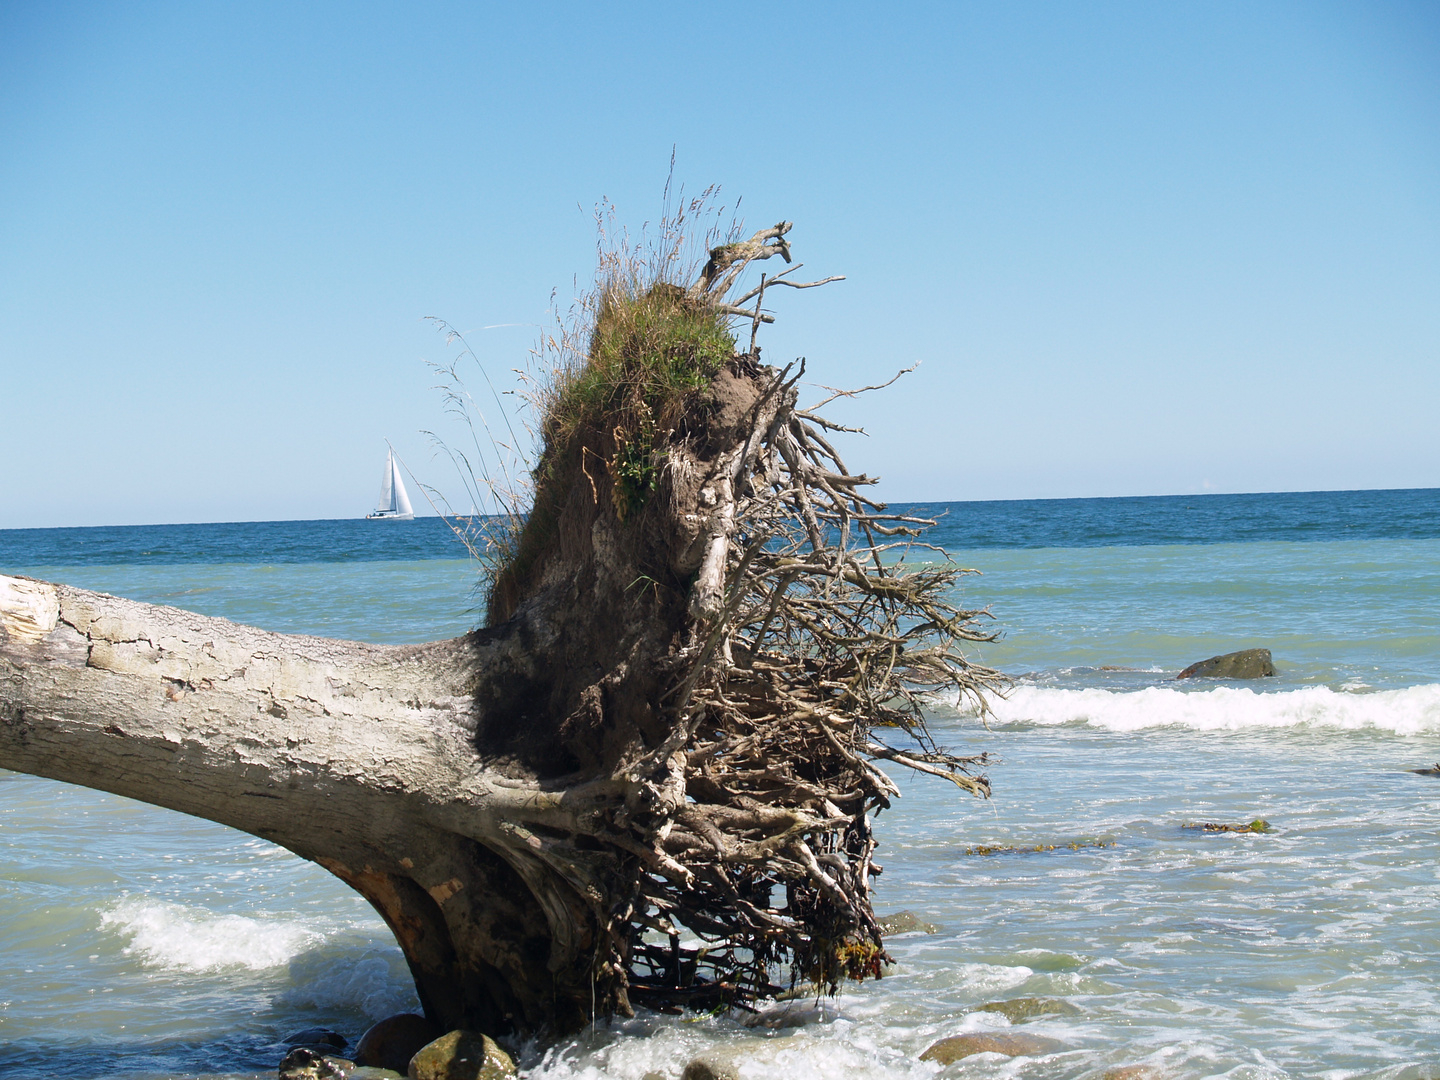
[2,484,1436,533]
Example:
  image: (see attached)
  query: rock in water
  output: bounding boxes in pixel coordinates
[407,1030,515,1080]
[741,1000,827,1029]
[680,1034,798,1079]
[1176,648,1274,680]
[976,996,1081,1023]
[918,1032,1062,1064]
[285,1028,349,1052]
[1182,819,1271,833]
[680,1060,740,1080]
[278,1047,353,1079]
[353,1014,441,1075]
[877,910,941,935]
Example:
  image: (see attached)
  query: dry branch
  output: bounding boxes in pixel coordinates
[688,222,794,303]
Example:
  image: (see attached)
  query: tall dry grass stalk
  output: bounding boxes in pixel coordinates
[426,182,747,618]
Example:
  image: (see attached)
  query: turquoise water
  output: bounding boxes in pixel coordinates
[953,537,1440,690]
[2,491,1438,1078]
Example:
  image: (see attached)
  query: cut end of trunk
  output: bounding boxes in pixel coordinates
[0,576,60,645]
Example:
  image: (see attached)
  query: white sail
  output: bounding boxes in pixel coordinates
[376,450,395,513]
[368,447,415,520]
[391,455,414,517]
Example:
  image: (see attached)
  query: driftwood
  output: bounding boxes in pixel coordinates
[0,224,1002,1035]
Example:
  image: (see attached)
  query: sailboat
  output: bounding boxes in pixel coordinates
[366,446,415,520]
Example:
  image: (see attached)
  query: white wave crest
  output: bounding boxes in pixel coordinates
[965,683,1440,734]
[282,944,420,1020]
[99,896,321,972]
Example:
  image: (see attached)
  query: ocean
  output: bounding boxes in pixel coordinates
[1,488,1438,1079]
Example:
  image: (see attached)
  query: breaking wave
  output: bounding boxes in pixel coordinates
[100,895,322,972]
[960,683,1440,735]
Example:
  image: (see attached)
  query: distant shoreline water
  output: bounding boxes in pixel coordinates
[2,487,1436,567]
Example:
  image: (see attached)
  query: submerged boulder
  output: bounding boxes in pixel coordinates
[407,1029,515,1080]
[680,1058,740,1080]
[918,1032,1062,1064]
[285,1028,349,1052]
[976,996,1081,1023]
[741,1000,828,1029]
[679,1036,802,1080]
[1182,819,1271,833]
[353,1014,441,1075]
[877,910,941,935]
[1176,649,1274,679]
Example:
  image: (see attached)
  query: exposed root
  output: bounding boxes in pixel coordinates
[606,227,1006,1005]
[421,216,1007,1024]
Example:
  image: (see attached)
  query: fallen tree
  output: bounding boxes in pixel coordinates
[0,220,1002,1036]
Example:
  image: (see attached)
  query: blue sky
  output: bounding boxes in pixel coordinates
[2,1,1437,527]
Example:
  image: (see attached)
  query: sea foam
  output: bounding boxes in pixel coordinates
[961,683,1440,735]
[281,941,420,1020]
[100,896,321,972]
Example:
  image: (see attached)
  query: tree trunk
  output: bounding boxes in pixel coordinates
[1,573,617,1033]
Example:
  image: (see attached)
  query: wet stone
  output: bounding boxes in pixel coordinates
[354,1014,442,1075]
[1182,819,1271,833]
[1176,648,1274,680]
[918,1032,1062,1064]
[278,1046,354,1079]
[876,910,941,935]
[407,1030,515,1080]
[680,1059,740,1080]
[976,996,1081,1023]
[741,1000,828,1029]
[286,1028,349,1051]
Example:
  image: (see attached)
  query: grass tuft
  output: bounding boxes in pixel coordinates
[482,191,742,623]
[546,279,735,519]
[485,280,735,623]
